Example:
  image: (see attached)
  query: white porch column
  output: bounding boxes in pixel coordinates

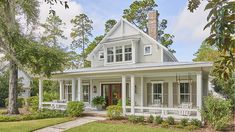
[196,73,202,120]
[90,79,93,103]
[77,78,82,101]
[59,80,64,100]
[168,81,173,107]
[140,76,144,112]
[131,75,135,114]
[122,75,126,115]
[39,79,43,109]
[72,79,76,101]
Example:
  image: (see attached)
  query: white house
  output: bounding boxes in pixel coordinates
[39,11,212,121]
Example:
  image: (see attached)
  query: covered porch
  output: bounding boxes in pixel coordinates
[39,69,208,121]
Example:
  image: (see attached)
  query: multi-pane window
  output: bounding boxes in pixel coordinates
[83,85,90,102]
[180,83,190,103]
[64,83,72,101]
[107,47,114,62]
[115,46,123,62]
[152,83,162,104]
[125,45,132,61]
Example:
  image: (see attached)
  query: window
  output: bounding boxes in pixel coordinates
[107,47,114,62]
[152,83,162,105]
[125,45,132,61]
[83,84,90,102]
[99,51,104,60]
[144,45,152,55]
[115,46,123,62]
[64,83,72,101]
[180,83,190,103]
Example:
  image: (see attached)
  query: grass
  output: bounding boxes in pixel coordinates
[0,117,72,132]
[66,122,187,132]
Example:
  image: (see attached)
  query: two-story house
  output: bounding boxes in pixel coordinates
[39,11,212,121]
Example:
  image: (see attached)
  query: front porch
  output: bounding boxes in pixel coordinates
[39,71,207,121]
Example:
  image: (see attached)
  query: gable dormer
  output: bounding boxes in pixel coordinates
[87,15,177,68]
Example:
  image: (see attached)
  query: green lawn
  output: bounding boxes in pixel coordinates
[0,117,72,132]
[66,122,187,132]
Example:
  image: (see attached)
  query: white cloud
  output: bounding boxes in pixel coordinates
[172,1,210,43]
[38,0,83,48]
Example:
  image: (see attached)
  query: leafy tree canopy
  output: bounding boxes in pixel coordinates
[105,19,117,34]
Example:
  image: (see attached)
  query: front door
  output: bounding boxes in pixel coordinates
[101,84,122,107]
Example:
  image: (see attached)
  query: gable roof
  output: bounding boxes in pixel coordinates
[87,18,178,61]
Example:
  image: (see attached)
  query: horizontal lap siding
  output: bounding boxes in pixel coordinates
[147,83,152,105]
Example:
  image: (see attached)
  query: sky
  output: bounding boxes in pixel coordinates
[38,0,210,62]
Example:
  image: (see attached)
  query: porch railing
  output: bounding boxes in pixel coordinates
[41,102,67,111]
[125,106,199,120]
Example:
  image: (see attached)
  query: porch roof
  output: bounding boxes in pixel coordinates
[54,62,212,76]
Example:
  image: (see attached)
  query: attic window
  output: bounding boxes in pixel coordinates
[99,51,104,60]
[144,45,152,55]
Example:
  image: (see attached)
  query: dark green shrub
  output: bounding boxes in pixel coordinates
[27,96,39,112]
[175,124,184,128]
[185,125,199,131]
[128,115,137,123]
[136,116,145,123]
[155,116,163,124]
[147,115,154,123]
[107,105,123,120]
[67,101,84,117]
[190,119,202,128]
[92,96,105,106]
[5,98,25,108]
[180,118,189,127]
[166,116,175,125]
[128,115,145,123]
[161,121,169,128]
[201,96,232,130]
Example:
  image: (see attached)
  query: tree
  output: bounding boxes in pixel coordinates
[188,0,235,80]
[158,19,175,53]
[70,14,93,67]
[41,14,67,47]
[0,0,71,114]
[105,19,117,34]
[123,0,176,53]
[123,0,157,33]
[0,71,9,107]
[193,42,220,62]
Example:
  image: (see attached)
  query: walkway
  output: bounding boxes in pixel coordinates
[35,116,106,132]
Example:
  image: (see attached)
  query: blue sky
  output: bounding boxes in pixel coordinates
[39,0,209,61]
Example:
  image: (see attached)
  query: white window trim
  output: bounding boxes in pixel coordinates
[144,45,152,56]
[178,82,192,104]
[98,51,104,60]
[65,83,72,101]
[151,81,163,104]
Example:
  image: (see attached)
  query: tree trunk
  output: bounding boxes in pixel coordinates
[8,59,19,114]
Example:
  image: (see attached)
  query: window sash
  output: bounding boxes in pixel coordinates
[83,85,90,102]
[179,83,190,103]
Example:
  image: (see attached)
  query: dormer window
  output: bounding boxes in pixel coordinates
[144,45,152,55]
[107,47,114,62]
[99,51,104,60]
[125,45,132,61]
[116,46,123,62]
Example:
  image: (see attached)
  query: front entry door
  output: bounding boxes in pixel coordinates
[101,84,122,107]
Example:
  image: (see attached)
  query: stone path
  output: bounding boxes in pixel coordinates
[35,116,106,132]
